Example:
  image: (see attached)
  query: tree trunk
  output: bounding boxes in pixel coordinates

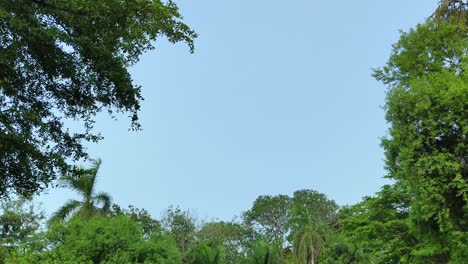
[310,246,315,264]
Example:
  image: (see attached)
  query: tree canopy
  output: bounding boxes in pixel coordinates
[243,194,291,246]
[0,0,196,198]
[373,12,468,263]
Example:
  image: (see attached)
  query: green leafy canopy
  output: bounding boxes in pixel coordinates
[372,6,468,262]
[0,0,196,198]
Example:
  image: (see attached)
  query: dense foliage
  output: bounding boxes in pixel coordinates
[0,198,44,262]
[49,158,112,224]
[372,6,468,264]
[0,0,196,198]
[319,1,468,263]
[0,188,339,264]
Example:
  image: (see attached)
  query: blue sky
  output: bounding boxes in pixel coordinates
[38,0,439,221]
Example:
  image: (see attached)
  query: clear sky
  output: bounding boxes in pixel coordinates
[38,0,439,221]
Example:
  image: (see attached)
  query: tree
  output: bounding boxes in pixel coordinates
[48,159,112,224]
[0,197,45,262]
[323,184,415,264]
[243,195,291,250]
[433,0,468,24]
[292,229,324,264]
[247,241,282,264]
[44,216,181,263]
[111,204,161,239]
[197,221,246,264]
[288,190,339,264]
[161,206,197,263]
[0,0,196,198]
[374,7,468,262]
[187,243,223,264]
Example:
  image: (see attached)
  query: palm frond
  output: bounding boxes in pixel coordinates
[60,166,90,196]
[61,159,102,198]
[293,229,325,264]
[77,203,97,219]
[48,199,82,225]
[94,191,112,212]
[247,242,279,264]
[86,158,102,196]
[51,158,112,222]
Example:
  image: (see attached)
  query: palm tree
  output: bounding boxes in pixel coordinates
[187,243,222,264]
[248,241,281,264]
[48,159,112,225]
[293,228,325,264]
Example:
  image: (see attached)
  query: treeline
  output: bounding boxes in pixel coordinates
[0,159,340,264]
[0,162,465,263]
[0,164,340,264]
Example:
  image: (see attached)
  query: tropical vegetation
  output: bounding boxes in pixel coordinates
[1,0,467,263]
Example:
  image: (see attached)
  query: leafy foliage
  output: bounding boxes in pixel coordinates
[197,221,247,264]
[243,195,291,248]
[373,15,468,263]
[161,206,197,262]
[246,241,282,264]
[0,0,196,198]
[292,229,324,264]
[48,159,112,224]
[323,184,414,263]
[46,216,180,263]
[112,204,161,239]
[288,190,339,264]
[0,197,45,262]
[187,243,223,264]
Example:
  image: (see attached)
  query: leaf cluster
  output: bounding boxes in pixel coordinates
[0,0,196,198]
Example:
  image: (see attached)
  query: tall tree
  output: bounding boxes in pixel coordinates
[243,195,291,253]
[0,0,196,198]
[289,190,339,264]
[197,221,246,264]
[374,3,468,261]
[161,206,197,263]
[48,159,112,224]
[292,229,324,264]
